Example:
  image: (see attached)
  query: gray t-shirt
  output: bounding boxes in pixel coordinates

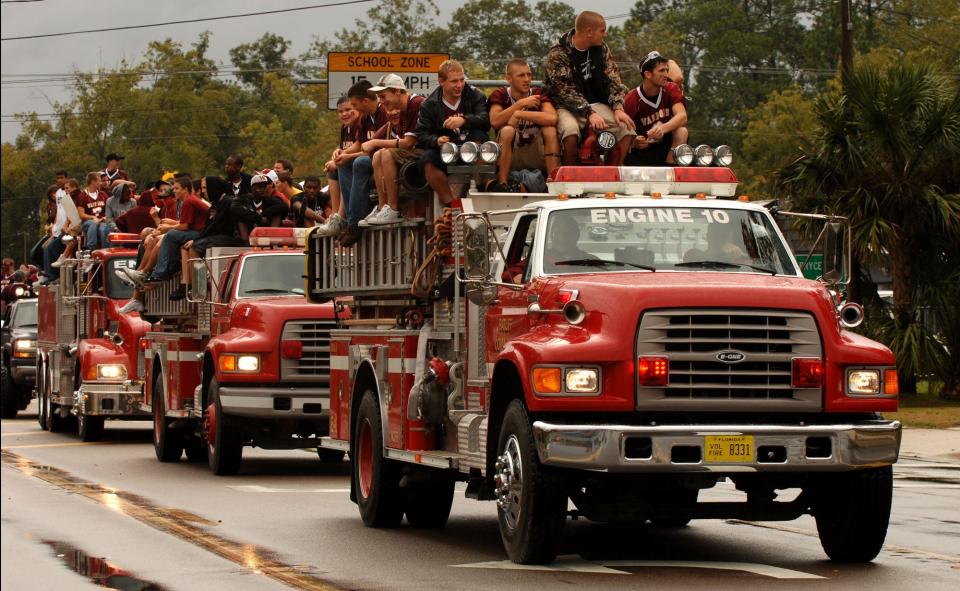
[104,195,136,222]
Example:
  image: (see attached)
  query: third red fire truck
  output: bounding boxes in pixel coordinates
[306,156,901,564]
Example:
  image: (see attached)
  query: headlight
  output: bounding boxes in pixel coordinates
[714,145,733,166]
[459,141,480,164]
[694,144,714,166]
[219,353,261,373]
[479,141,500,163]
[565,368,599,393]
[13,338,36,358]
[97,364,127,380]
[847,369,880,394]
[672,144,694,166]
[440,142,459,164]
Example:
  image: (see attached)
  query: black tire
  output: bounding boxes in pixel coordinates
[814,466,893,562]
[152,376,183,462]
[1,364,18,419]
[353,389,404,527]
[205,378,242,475]
[77,410,104,442]
[45,369,67,433]
[37,360,47,430]
[405,478,455,528]
[184,437,208,463]
[317,448,346,463]
[495,399,567,564]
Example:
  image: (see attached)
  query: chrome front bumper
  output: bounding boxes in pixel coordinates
[532,420,901,473]
[77,381,149,417]
[218,385,329,419]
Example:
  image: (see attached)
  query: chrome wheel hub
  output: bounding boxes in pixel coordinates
[494,435,523,530]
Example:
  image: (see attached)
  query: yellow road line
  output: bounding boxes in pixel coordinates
[2,440,129,449]
[0,431,49,436]
[1,449,342,591]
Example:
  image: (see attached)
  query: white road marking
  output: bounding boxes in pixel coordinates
[893,483,960,489]
[226,485,350,493]
[452,555,825,579]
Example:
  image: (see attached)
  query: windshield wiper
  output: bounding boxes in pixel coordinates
[675,260,777,275]
[243,288,298,295]
[554,258,655,271]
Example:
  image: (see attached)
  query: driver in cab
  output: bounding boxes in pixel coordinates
[543,214,598,273]
[683,220,751,265]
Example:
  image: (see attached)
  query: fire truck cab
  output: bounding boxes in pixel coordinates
[35,235,151,440]
[141,227,339,474]
[308,162,900,565]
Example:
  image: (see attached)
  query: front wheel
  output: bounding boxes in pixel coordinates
[353,389,403,527]
[37,360,47,430]
[44,374,67,433]
[814,466,893,562]
[152,377,183,462]
[495,400,567,564]
[77,409,104,442]
[205,378,242,475]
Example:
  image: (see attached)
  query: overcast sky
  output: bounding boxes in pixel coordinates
[0,0,630,142]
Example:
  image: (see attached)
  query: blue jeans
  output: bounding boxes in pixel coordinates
[337,156,374,228]
[151,229,200,280]
[82,220,100,250]
[43,236,66,279]
[98,222,118,247]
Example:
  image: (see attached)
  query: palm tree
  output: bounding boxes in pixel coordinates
[777,62,960,394]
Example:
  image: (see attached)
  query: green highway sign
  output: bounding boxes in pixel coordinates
[796,254,823,280]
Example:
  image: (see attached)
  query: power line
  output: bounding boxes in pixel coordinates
[0,0,376,42]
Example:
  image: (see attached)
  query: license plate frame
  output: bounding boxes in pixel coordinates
[704,435,755,463]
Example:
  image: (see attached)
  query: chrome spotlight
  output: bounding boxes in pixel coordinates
[440,142,459,164]
[714,145,733,166]
[479,141,501,163]
[693,144,714,166]
[596,130,617,151]
[459,141,480,164]
[672,144,694,166]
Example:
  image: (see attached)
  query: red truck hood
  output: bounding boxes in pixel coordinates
[230,296,336,326]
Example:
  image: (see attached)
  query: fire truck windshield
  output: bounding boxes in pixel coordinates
[106,258,136,300]
[542,206,797,276]
[236,253,305,298]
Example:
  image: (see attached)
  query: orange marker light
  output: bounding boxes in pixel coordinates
[219,354,237,372]
[883,369,899,395]
[533,367,562,394]
[557,193,569,201]
[738,194,750,202]
[604,191,616,199]
[695,192,707,200]
[651,192,662,200]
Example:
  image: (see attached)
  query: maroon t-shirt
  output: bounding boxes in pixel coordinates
[178,195,210,232]
[77,189,109,219]
[487,86,551,111]
[352,104,389,143]
[623,82,686,136]
[339,124,354,150]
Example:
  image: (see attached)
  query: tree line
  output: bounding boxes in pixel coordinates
[2,0,958,395]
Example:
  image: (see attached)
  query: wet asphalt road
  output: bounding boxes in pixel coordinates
[2,402,958,591]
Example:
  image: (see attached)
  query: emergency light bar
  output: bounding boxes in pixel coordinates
[248,227,308,247]
[106,232,142,245]
[548,166,739,198]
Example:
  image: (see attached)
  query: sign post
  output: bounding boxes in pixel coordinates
[326,52,450,109]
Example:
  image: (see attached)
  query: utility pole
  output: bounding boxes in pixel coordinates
[840,0,854,88]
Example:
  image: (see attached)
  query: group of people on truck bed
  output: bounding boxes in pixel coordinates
[27,10,688,315]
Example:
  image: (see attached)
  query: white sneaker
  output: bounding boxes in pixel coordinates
[115,269,136,286]
[368,205,401,226]
[315,214,341,237]
[119,299,145,314]
[51,255,68,268]
[123,267,146,287]
[358,207,380,228]
[332,213,348,233]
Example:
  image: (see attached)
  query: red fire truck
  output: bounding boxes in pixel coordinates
[306,157,901,564]
[35,235,151,441]
[140,227,340,474]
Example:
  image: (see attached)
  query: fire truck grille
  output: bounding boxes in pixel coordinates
[280,320,336,383]
[636,309,822,411]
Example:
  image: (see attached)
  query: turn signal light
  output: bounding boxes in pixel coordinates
[637,356,669,387]
[281,340,303,359]
[883,369,898,395]
[792,358,823,388]
[533,367,562,394]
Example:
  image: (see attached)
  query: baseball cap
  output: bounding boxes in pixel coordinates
[251,173,271,185]
[260,169,279,184]
[105,153,125,162]
[370,73,406,92]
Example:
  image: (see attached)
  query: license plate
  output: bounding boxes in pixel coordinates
[704,435,755,463]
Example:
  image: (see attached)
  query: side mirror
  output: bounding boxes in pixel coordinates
[466,284,498,306]
[822,222,845,283]
[190,261,208,303]
[462,217,491,281]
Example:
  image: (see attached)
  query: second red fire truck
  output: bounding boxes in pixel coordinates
[306,156,901,564]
